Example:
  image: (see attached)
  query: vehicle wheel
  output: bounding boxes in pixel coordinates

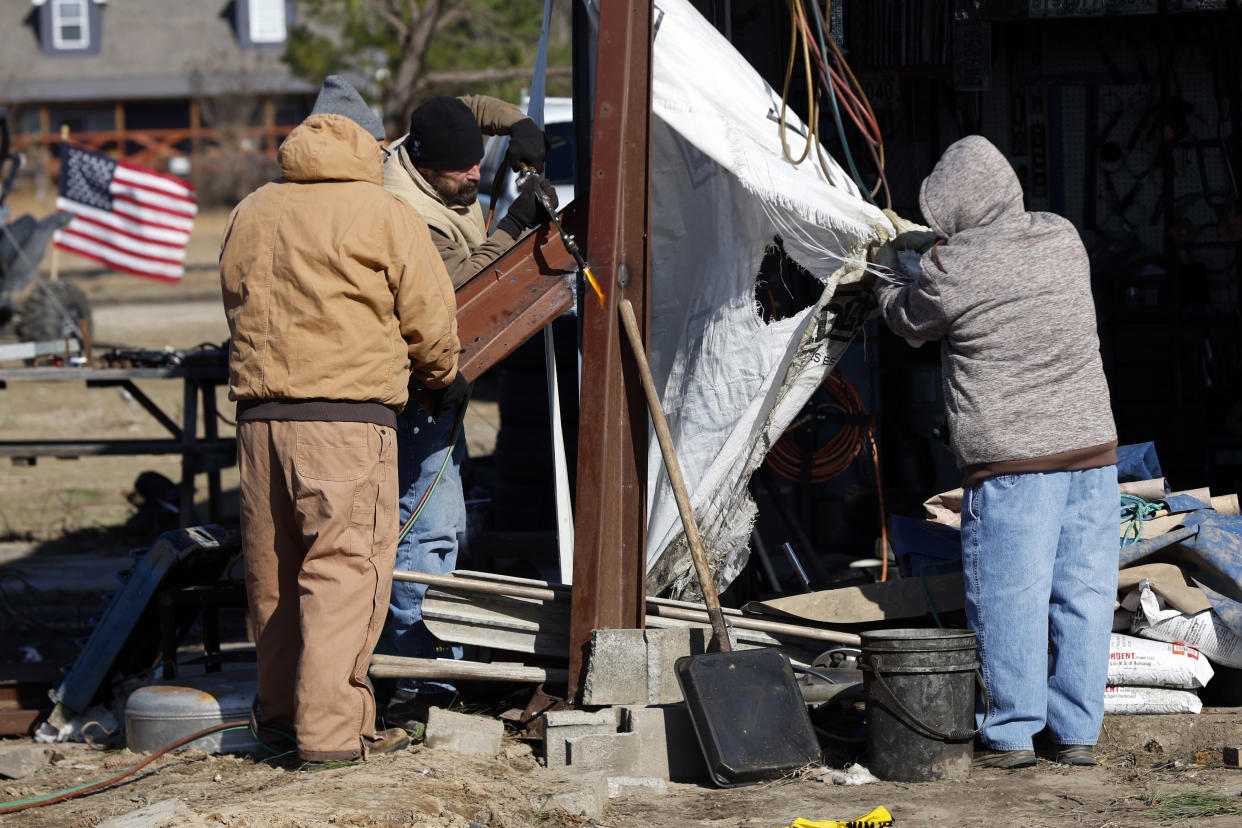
[16,280,92,342]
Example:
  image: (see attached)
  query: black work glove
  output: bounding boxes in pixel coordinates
[497,179,558,237]
[505,118,549,173]
[420,372,470,420]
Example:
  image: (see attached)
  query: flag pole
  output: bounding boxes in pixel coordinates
[48,124,70,282]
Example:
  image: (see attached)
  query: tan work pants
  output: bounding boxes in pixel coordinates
[238,419,397,761]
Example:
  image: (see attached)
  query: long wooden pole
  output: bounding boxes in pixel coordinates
[369,654,568,684]
[618,300,732,653]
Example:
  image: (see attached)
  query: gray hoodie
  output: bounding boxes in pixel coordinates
[874,136,1116,480]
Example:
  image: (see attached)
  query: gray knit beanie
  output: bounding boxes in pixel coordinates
[310,75,385,140]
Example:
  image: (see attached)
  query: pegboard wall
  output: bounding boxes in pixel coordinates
[843,3,1242,491]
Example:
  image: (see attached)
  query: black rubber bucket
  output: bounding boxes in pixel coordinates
[859,628,984,782]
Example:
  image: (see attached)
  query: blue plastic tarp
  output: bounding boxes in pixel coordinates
[1120,506,1242,638]
[890,513,962,578]
[1116,442,1163,483]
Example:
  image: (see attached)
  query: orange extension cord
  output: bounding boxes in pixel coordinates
[765,371,890,581]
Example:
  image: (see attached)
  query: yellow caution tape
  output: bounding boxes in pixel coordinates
[784,805,894,828]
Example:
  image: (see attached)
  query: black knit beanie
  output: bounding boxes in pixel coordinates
[406,96,484,170]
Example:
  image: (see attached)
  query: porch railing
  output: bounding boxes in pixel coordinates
[12,124,297,176]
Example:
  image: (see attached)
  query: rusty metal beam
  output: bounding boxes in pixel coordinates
[567,0,654,702]
[453,203,584,381]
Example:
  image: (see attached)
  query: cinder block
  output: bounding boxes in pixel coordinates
[526,772,609,820]
[607,776,669,798]
[582,629,649,705]
[544,708,623,728]
[424,707,503,756]
[645,627,709,704]
[542,707,620,769]
[620,703,709,783]
[567,731,641,775]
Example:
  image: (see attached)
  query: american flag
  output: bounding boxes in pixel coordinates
[54,144,197,282]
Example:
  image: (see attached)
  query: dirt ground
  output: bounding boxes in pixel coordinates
[2,731,1242,826]
[5,194,1242,826]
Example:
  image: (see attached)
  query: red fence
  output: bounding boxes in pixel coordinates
[12,125,297,176]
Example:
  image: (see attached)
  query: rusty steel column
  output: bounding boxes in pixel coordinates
[567,0,654,703]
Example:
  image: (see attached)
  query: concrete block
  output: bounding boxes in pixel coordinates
[526,773,608,820]
[98,799,191,827]
[608,776,669,798]
[621,703,709,783]
[567,731,641,775]
[582,628,649,705]
[645,627,709,704]
[424,707,503,756]
[542,707,620,769]
[0,746,55,780]
[543,708,622,728]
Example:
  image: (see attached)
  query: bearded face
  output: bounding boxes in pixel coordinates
[424,166,481,208]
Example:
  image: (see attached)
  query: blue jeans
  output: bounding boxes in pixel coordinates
[961,466,1118,751]
[388,403,467,695]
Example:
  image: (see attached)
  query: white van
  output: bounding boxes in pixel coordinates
[479,97,575,223]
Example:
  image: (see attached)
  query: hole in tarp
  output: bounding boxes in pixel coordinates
[755,235,822,323]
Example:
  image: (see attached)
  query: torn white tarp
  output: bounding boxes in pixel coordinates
[603,0,890,596]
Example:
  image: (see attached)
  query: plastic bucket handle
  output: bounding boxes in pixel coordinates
[863,654,991,742]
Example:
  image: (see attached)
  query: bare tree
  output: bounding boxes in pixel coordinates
[287,0,572,130]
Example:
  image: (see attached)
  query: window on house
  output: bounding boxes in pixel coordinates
[249,0,287,44]
[51,0,89,50]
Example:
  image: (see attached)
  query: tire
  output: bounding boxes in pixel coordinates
[17,280,92,343]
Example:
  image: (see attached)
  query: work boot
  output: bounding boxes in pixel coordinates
[1053,744,1098,766]
[383,689,454,734]
[364,727,411,758]
[972,748,1037,769]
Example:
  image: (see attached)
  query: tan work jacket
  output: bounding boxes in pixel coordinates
[221,114,460,410]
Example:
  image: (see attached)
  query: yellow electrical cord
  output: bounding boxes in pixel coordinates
[780,0,819,167]
[779,0,892,206]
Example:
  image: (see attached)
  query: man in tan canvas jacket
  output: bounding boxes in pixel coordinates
[219,76,463,763]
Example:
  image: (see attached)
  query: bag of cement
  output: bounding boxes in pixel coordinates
[1103,685,1202,715]
[1107,633,1213,689]
[1128,580,1242,669]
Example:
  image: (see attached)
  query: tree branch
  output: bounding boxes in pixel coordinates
[430,5,468,33]
[358,0,409,40]
[416,65,572,89]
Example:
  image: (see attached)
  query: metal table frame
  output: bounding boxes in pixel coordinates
[0,360,235,526]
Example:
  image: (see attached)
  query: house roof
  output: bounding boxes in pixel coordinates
[0,1,317,106]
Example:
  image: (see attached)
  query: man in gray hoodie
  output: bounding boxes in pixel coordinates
[873,135,1119,769]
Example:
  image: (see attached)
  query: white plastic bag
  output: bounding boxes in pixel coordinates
[1129,580,1242,669]
[1107,633,1214,689]
[1103,685,1202,715]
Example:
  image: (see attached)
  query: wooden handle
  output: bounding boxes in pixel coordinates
[618,299,732,653]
